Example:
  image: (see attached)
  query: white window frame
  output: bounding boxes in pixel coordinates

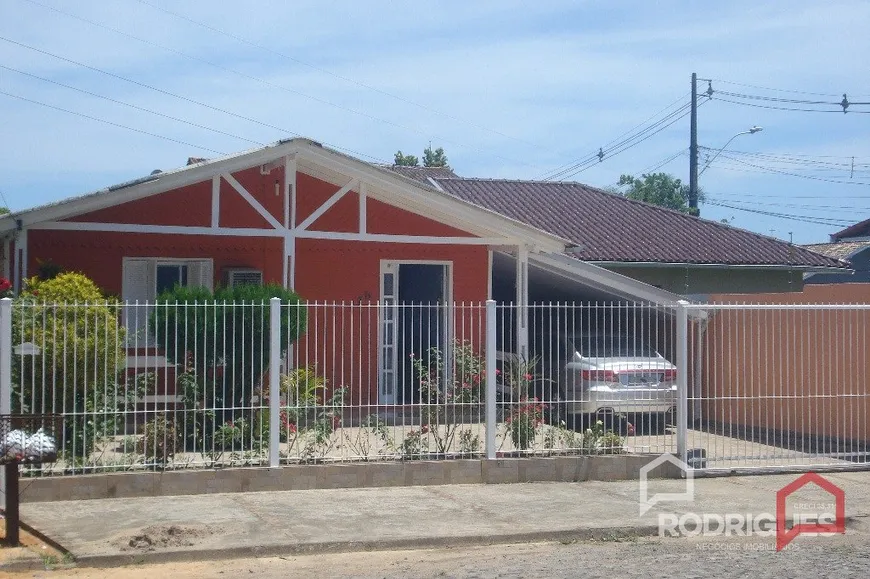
[122,257,214,345]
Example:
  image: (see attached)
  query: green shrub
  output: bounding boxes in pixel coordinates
[137,415,182,465]
[150,283,307,451]
[12,273,127,461]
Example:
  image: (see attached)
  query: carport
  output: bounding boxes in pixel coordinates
[490,250,689,361]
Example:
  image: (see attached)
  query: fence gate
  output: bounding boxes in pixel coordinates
[682,303,870,474]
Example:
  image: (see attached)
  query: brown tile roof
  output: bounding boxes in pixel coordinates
[383,165,459,185]
[832,218,870,241]
[804,241,870,261]
[434,177,845,268]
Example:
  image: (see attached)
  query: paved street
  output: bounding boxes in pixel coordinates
[10,527,870,579]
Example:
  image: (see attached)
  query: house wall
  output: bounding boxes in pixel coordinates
[606,265,804,295]
[24,167,490,405]
[805,249,869,284]
[702,283,870,445]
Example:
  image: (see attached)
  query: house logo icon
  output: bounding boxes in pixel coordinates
[776,472,845,551]
[638,453,694,516]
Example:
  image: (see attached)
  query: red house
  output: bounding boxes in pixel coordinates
[0,138,844,407]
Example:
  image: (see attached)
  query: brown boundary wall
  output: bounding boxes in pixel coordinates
[704,283,870,444]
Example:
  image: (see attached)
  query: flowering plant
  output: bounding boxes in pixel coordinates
[411,340,485,454]
[505,396,544,450]
[0,276,12,298]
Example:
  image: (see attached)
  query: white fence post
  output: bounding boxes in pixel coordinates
[676,299,689,466]
[269,297,281,468]
[1,297,11,510]
[485,299,497,460]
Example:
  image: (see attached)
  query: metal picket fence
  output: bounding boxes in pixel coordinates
[1,297,869,477]
[684,302,870,473]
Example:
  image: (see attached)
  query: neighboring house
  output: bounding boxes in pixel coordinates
[0,138,847,404]
[804,219,870,284]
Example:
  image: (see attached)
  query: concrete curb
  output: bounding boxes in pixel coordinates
[1,525,662,572]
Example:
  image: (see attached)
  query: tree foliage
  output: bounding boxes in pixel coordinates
[394,146,449,168]
[12,273,127,460]
[423,146,448,168]
[393,151,419,166]
[616,173,704,216]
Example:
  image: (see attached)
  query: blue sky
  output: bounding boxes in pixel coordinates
[2,0,869,244]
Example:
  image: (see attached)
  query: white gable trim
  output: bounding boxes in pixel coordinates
[222,172,285,230]
[0,139,567,253]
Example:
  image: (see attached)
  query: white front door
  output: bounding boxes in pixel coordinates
[379,260,452,405]
[379,262,399,404]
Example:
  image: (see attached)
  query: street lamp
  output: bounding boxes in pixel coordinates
[699,126,763,176]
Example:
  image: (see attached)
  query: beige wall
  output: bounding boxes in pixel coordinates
[702,284,870,443]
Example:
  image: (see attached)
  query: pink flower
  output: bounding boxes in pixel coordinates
[524,373,533,381]
[421,424,430,434]
[495,369,501,376]
[288,423,297,434]
[627,423,635,436]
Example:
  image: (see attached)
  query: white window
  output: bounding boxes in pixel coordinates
[122,258,213,343]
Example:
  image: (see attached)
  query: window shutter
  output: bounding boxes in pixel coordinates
[122,259,154,345]
[188,260,214,291]
[122,259,152,303]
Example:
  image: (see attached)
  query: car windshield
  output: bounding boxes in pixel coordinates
[572,336,657,358]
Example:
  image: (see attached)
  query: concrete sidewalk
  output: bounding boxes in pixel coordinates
[7,471,870,569]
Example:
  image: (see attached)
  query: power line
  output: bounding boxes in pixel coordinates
[13,2,536,169]
[709,78,870,100]
[702,148,870,170]
[714,148,870,161]
[0,89,226,154]
[0,64,264,147]
[0,35,387,163]
[709,162,870,188]
[705,195,870,212]
[541,99,700,181]
[556,104,698,181]
[640,148,687,174]
[126,0,557,154]
[715,89,870,108]
[544,102,692,180]
[713,95,870,114]
[705,200,852,227]
[715,153,870,186]
[538,93,691,179]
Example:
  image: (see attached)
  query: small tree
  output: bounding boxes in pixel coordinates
[394,151,419,166]
[423,146,448,168]
[12,273,127,461]
[616,173,704,215]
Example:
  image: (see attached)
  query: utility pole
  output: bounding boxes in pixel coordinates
[688,72,699,217]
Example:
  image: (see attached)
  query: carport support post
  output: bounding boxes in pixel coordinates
[485,299,497,459]
[676,300,689,466]
[0,298,11,511]
[269,297,281,468]
[516,247,529,361]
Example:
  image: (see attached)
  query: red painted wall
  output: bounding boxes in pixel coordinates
[26,167,490,405]
[28,230,284,295]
